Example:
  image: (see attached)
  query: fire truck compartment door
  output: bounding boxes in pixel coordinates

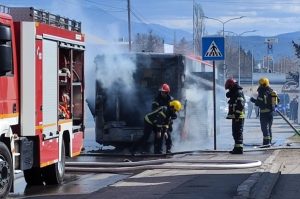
[20,22,36,136]
[42,39,58,138]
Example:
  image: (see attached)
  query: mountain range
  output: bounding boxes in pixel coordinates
[83,6,300,62]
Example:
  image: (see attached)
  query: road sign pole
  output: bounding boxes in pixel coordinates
[202,37,225,151]
[213,60,217,150]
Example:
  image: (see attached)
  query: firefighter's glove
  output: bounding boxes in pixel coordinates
[171,114,177,120]
[162,126,168,133]
[250,97,256,103]
[234,113,241,119]
[226,91,232,98]
[169,125,173,132]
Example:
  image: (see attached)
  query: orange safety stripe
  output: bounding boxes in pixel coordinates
[36,120,72,130]
[58,119,72,125]
[40,159,57,168]
[0,113,19,119]
[35,123,57,130]
[72,151,81,157]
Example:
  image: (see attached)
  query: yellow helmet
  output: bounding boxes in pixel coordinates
[259,77,269,87]
[169,100,182,112]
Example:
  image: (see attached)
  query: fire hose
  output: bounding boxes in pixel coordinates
[276,110,300,136]
[65,158,262,173]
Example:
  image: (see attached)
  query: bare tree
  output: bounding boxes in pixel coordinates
[132,30,164,53]
[175,37,189,54]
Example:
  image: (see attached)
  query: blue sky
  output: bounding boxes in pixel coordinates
[3,0,300,37]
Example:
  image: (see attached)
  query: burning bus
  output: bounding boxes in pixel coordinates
[91,52,215,149]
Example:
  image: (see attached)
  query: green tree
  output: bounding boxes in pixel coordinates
[292,41,300,59]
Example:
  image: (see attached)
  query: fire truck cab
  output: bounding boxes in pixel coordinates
[0,5,85,198]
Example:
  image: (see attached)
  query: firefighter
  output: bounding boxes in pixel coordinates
[152,83,174,153]
[152,83,173,110]
[131,100,181,154]
[225,78,245,154]
[250,77,279,146]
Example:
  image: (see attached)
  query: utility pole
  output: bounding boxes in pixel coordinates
[193,0,195,55]
[193,2,205,56]
[127,0,131,51]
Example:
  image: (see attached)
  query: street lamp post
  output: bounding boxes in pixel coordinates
[203,16,245,82]
[251,48,254,87]
[224,30,257,84]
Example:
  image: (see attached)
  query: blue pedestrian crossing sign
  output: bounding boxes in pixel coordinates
[202,37,225,60]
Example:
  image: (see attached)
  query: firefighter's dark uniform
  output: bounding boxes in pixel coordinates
[132,106,176,154]
[252,86,278,145]
[226,84,245,154]
[152,93,174,153]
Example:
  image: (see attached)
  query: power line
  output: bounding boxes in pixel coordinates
[179,0,300,5]
[130,8,173,39]
[83,0,127,12]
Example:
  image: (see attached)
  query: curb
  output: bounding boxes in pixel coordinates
[234,150,281,199]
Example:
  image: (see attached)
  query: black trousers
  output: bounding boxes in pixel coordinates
[165,130,172,150]
[232,118,244,146]
[161,127,172,151]
[260,112,273,145]
[133,120,161,153]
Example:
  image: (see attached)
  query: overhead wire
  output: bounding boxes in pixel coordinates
[130,6,180,40]
[83,0,127,12]
[179,0,300,5]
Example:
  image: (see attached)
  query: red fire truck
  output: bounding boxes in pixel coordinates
[0,5,85,198]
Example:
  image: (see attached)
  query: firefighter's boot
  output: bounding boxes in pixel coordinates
[263,138,271,147]
[229,147,243,154]
[166,147,172,154]
[129,146,136,155]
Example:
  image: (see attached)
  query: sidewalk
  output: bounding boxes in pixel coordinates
[259,149,300,199]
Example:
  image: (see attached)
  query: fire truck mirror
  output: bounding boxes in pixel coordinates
[0,25,12,76]
[0,45,12,75]
[0,25,11,41]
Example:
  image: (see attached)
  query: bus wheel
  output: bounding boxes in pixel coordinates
[43,141,66,185]
[0,142,13,198]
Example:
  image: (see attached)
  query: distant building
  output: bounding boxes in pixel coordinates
[164,43,174,53]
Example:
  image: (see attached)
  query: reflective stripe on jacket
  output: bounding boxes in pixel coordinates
[145,106,170,128]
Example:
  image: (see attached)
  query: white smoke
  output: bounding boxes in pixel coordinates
[171,70,215,152]
[95,52,136,92]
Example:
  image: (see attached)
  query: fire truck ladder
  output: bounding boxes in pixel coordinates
[32,8,81,32]
[8,6,81,33]
[0,4,10,14]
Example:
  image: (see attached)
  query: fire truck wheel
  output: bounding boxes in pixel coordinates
[0,142,13,199]
[43,141,66,185]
